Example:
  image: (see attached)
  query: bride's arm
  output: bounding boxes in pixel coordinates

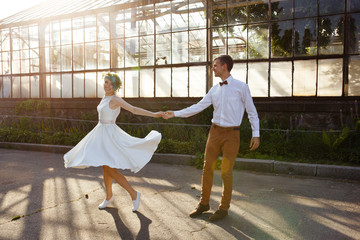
[111,96,161,117]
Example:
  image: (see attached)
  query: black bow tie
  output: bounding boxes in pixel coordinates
[219,80,228,86]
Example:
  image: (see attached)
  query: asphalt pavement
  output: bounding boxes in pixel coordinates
[0,148,360,240]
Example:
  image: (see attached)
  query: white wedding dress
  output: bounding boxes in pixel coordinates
[64,95,162,173]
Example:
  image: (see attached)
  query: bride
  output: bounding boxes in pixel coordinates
[64,72,162,211]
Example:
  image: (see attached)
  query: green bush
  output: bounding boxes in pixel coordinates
[1,99,360,167]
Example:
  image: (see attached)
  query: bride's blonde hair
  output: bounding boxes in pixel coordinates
[103,72,122,92]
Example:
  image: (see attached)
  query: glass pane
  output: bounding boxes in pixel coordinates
[348,56,360,96]
[271,0,292,20]
[319,15,344,55]
[61,45,72,71]
[228,0,247,25]
[156,34,171,65]
[231,62,247,83]
[29,25,39,49]
[189,0,206,29]
[228,25,247,60]
[12,51,20,73]
[2,76,11,98]
[125,37,139,67]
[85,43,97,69]
[114,10,125,38]
[248,0,269,23]
[295,0,317,18]
[125,8,139,37]
[21,49,30,73]
[189,66,206,97]
[294,18,317,56]
[85,15,97,42]
[97,72,105,97]
[12,27,20,50]
[62,73,72,98]
[212,28,226,59]
[248,62,268,97]
[270,61,292,97]
[189,29,206,62]
[45,47,50,72]
[45,24,50,47]
[61,20,71,45]
[248,23,269,59]
[50,21,60,46]
[172,67,188,97]
[73,73,84,98]
[111,39,125,68]
[73,44,84,70]
[139,2,154,35]
[271,21,293,58]
[21,76,29,98]
[85,72,97,98]
[20,26,29,49]
[140,35,154,66]
[50,47,61,72]
[2,52,11,74]
[293,60,316,96]
[155,1,171,33]
[318,59,343,96]
[45,74,50,97]
[213,0,227,27]
[319,0,344,15]
[173,31,188,64]
[172,0,188,32]
[30,48,39,73]
[98,40,110,69]
[347,0,360,12]
[348,13,360,54]
[30,75,40,98]
[125,70,139,97]
[51,74,61,98]
[140,68,154,97]
[1,29,10,51]
[98,13,110,41]
[73,17,84,44]
[12,76,20,98]
[156,68,171,97]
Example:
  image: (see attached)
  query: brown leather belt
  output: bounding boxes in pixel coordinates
[212,124,240,131]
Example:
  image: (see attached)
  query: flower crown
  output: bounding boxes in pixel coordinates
[103,72,122,92]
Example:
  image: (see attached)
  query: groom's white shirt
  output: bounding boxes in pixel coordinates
[174,75,260,138]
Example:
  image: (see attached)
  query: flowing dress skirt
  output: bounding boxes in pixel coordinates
[64,123,161,173]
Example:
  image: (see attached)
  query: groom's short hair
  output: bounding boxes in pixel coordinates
[214,55,233,72]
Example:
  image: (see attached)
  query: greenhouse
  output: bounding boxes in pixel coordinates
[0,0,359,100]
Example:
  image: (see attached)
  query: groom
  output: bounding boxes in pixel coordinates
[163,55,260,221]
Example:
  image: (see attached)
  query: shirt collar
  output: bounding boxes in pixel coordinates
[219,75,233,85]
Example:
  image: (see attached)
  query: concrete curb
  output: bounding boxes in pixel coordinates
[1,142,359,181]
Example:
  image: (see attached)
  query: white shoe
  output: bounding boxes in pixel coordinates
[98,196,114,209]
[132,192,141,212]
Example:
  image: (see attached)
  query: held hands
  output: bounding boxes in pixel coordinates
[153,111,175,119]
[161,111,175,119]
[249,137,260,151]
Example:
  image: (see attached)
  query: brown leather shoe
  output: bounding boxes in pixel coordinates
[209,208,228,221]
[189,204,210,218]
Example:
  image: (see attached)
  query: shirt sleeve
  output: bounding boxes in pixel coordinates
[174,90,213,118]
[242,84,260,137]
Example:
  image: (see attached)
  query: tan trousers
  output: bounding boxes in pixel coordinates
[199,124,240,211]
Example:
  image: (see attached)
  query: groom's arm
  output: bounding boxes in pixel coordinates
[173,91,213,118]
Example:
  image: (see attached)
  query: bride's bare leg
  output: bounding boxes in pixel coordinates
[107,167,137,200]
[102,166,113,200]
